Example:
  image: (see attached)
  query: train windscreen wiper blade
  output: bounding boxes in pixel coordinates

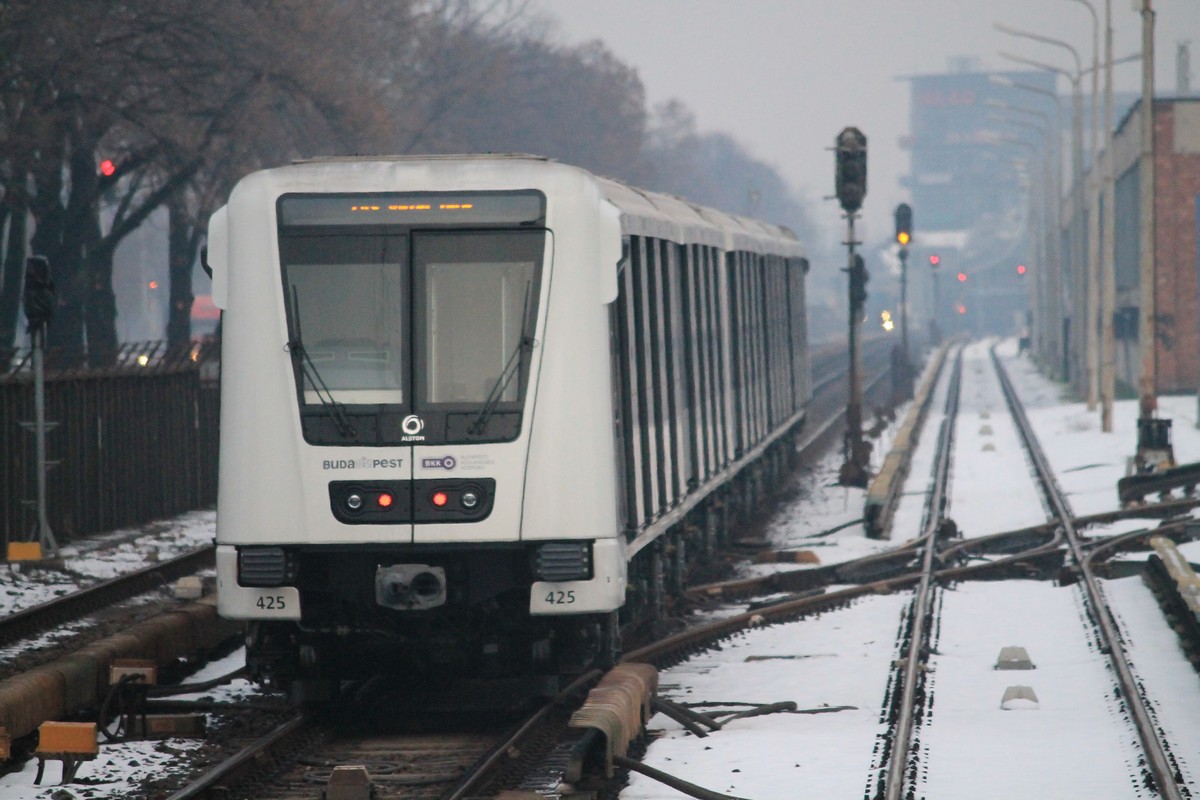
[469,282,534,435]
[288,287,358,440]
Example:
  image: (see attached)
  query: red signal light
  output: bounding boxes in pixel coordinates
[432,491,449,508]
[377,492,394,509]
[957,303,967,315]
[957,272,967,282]
[1017,264,1027,275]
[929,254,940,266]
[99,159,116,177]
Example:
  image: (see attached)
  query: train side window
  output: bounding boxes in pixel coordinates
[630,237,659,521]
[646,239,673,510]
[615,240,645,532]
[689,244,712,482]
[710,246,733,467]
[670,242,697,492]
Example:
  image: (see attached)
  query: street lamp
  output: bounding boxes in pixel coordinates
[989,75,1067,377]
[998,39,1090,402]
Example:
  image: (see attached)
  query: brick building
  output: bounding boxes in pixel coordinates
[1110,97,1200,395]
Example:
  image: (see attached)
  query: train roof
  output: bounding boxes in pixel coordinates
[291,154,805,260]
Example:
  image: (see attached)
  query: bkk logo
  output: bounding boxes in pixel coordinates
[421,455,457,471]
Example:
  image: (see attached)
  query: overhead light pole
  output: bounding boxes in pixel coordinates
[989,75,1066,378]
[1067,0,1102,412]
[998,27,1092,404]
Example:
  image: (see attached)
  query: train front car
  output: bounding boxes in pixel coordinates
[208,156,625,688]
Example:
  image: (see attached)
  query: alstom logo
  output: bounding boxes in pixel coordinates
[401,414,426,442]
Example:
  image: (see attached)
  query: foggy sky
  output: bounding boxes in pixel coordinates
[529,0,1200,248]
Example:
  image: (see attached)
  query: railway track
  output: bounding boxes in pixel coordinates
[988,345,1188,799]
[867,342,1192,799]
[0,545,215,650]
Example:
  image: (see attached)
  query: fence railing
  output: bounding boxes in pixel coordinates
[1,338,220,548]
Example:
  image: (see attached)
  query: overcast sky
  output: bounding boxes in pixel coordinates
[528,0,1200,244]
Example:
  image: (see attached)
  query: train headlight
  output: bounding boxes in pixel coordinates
[346,493,364,511]
[461,490,480,509]
[534,542,592,582]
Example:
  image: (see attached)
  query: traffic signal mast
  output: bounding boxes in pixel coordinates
[16,256,60,560]
[835,127,871,488]
[893,203,913,400]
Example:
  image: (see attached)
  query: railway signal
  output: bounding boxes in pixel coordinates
[23,256,55,333]
[834,127,867,214]
[834,127,871,488]
[850,254,869,307]
[18,255,60,560]
[894,203,912,246]
[893,204,914,400]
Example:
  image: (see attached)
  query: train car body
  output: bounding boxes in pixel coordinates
[207,155,810,684]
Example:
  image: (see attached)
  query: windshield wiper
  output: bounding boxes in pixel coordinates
[469,281,534,436]
[287,286,358,440]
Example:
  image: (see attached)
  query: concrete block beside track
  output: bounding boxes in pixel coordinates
[0,598,237,757]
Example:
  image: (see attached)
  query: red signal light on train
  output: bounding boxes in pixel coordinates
[377,492,394,509]
[957,272,967,282]
[432,491,449,508]
[99,159,116,177]
[929,254,940,266]
[1017,264,1027,276]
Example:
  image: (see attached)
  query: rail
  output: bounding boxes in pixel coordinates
[878,346,962,800]
[990,346,1186,800]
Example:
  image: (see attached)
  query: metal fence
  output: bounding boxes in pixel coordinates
[1,339,220,547]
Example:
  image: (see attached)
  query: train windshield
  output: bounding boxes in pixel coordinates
[278,191,546,445]
[282,235,409,406]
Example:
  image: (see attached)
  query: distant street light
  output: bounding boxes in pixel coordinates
[989,75,1066,378]
[998,28,1091,402]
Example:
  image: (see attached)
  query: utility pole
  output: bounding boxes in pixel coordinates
[834,127,872,488]
[1135,0,1172,471]
[1100,0,1116,432]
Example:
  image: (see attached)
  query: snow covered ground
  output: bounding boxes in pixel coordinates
[624,339,1200,800]
[0,510,215,617]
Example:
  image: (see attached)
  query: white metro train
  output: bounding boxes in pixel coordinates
[206,154,811,687]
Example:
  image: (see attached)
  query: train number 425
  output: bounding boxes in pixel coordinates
[544,590,576,605]
[256,595,287,610]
